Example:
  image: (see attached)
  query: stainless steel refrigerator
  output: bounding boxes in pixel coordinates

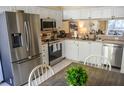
[0,11,41,85]
[0,57,3,83]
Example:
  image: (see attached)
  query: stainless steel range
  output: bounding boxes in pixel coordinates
[0,11,41,85]
[48,40,64,66]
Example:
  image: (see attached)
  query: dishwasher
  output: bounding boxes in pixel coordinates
[103,43,123,68]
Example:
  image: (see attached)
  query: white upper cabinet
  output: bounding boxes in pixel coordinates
[90,8,102,19]
[101,7,113,18]
[63,7,124,20]
[80,9,90,19]
[113,7,124,18]
[63,9,80,19]
[90,7,113,19]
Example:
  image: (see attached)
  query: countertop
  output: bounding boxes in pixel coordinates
[41,38,65,45]
[41,38,124,45]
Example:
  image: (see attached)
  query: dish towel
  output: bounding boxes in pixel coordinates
[53,43,57,52]
[58,43,61,51]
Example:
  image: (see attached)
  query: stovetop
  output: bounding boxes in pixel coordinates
[42,39,59,42]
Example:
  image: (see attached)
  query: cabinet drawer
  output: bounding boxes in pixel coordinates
[41,49,48,53]
[41,44,48,49]
[42,57,49,64]
[41,52,48,56]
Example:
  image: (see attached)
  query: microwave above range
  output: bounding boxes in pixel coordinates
[41,18,56,31]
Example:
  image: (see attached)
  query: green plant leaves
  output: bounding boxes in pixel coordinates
[66,66,88,86]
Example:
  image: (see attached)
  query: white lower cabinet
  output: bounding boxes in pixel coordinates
[65,40,103,62]
[65,40,78,61]
[90,42,103,56]
[62,40,65,58]
[41,43,49,64]
[78,41,90,61]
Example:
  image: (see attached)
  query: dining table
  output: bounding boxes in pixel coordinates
[40,62,124,86]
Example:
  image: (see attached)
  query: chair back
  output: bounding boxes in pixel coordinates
[28,64,54,86]
[84,55,111,71]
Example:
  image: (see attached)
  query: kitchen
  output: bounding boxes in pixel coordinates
[1,6,124,86]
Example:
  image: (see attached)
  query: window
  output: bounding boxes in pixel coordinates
[107,20,124,36]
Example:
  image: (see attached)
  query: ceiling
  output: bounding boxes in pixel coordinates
[42,6,107,10]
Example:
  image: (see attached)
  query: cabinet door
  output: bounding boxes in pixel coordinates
[78,41,90,62]
[102,8,113,18]
[120,49,124,73]
[90,42,103,56]
[80,9,90,19]
[90,8,102,19]
[0,60,3,83]
[63,10,80,19]
[65,40,72,59]
[113,7,124,18]
[62,40,65,58]
[65,40,78,60]
[72,40,79,61]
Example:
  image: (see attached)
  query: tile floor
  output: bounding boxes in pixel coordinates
[0,59,120,86]
[0,82,10,86]
[24,59,73,86]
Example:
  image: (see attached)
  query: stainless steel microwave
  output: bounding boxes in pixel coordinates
[41,18,56,31]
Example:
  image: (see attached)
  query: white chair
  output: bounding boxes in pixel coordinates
[84,55,111,71]
[28,64,54,86]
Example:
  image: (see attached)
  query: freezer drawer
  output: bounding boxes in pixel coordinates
[12,56,41,85]
[103,43,123,68]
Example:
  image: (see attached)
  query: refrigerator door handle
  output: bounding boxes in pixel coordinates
[24,21,29,52]
[27,21,32,59]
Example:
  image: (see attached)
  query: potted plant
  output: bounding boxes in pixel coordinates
[65,65,88,86]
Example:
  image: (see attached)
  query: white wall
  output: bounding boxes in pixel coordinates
[0,6,63,29]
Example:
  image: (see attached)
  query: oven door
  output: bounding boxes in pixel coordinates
[48,42,62,64]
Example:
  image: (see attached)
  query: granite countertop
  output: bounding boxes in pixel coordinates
[65,38,124,45]
[41,37,124,45]
[64,38,102,43]
[41,38,65,45]
[102,40,124,45]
